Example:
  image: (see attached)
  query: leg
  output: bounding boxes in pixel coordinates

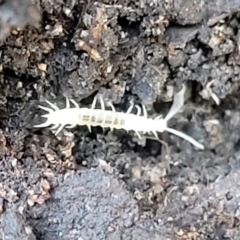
[126,102,134,114]
[50,124,59,130]
[66,97,70,109]
[87,125,92,132]
[65,124,76,129]
[135,105,141,116]
[55,124,65,135]
[91,95,98,109]
[99,95,105,124]
[45,100,59,111]
[107,102,115,112]
[135,131,142,139]
[70,99,79,108]
[142,104,148,118]
[155,115,162,120]
[99,95,105,111]
[38,105,53,113]
[152,131,158,139]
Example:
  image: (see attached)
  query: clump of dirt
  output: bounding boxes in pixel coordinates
[0,0,40,41]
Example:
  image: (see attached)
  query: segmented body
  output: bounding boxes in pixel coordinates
[78,109,166,133]
[34,87,205,150]
[35,97,165,137]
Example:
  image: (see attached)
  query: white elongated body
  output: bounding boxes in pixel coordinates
[34,85,205,150]
[35,100,166,135]
[77,108,166,133]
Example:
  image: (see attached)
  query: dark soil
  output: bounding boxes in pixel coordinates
[1,0,240,239]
